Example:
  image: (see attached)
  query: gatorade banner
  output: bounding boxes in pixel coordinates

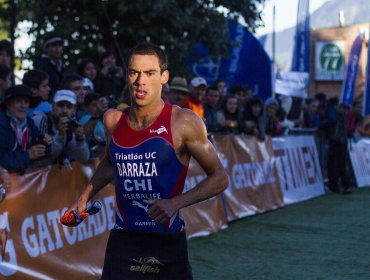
[211,135,283,221]
[348,138,370,188]
[0,135,335,279]
[180,158,228,238]
[0,162,115,280]
[340,34,364,106]
[272,136,325,205]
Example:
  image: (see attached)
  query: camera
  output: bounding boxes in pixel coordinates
[69,117,80,129]
[34,134,46,145]
[33,134,51,156]
[0,184,7,202]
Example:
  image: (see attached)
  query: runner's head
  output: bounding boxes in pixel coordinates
[126,43,169,108]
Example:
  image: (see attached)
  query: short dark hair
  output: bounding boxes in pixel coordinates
[99,51,116,68]
[0,40,14,57]
[0,64,11,81]
[315,92,327,103]
[206,85,219,95]
[249,97,263,108]
[213,79,225,86]
[23,69,49,89]
[62,73,83,89]
[126,42,168,73]
[328,97,339,107]
[84,92,101,106]
[77,58,96,76]
[229,85,245,95]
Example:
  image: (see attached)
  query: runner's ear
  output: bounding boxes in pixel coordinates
[160,70,169,85]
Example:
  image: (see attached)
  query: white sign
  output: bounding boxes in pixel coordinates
[272,136,325,205]
[274,71,309,98]
[348,138,370,187]
[315,41,345,81]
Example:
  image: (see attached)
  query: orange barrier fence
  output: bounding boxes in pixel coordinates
[0,135,328,279]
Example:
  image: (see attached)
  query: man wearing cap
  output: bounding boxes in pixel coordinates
[0,85,53,172]
[62,73,87,120]
[33,89,89,169]
[183,77,207,119]
[167,76,189,107]
[35,32,65,95]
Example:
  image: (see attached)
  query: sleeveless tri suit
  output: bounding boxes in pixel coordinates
[101,103,193,279]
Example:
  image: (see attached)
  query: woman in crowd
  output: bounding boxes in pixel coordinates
[262,97,283,137]
[94,51,125,101]
[77,58,98,85]
[217,95,244,134]
[243,97,265,139]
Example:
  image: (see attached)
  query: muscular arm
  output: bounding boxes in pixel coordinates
[146,109,228,223]
[68,109,120,214]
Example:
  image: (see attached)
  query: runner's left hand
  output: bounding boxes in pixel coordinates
[144,199,177,224]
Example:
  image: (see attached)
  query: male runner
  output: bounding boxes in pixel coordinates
[65,42,228,279]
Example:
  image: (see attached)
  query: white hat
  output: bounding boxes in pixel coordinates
[82,78,94,91]
[53,90,77,105]
[190,77,207,88]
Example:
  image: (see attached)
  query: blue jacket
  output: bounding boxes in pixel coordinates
[0,111,40,172]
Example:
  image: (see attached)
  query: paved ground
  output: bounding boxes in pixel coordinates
[188,188,370,280]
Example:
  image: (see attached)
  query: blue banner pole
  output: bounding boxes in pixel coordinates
[291,0,310,73]
[363,36,370,115]
[340,34,364,106]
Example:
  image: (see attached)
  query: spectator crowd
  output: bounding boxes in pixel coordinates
[1,31,370,200]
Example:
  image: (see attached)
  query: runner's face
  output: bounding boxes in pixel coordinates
[127,54,168,107]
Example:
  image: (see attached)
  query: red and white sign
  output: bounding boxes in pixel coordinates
[348,138,370,187]
[272,136,325,204]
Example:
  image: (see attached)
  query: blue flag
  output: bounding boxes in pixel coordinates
[340,34,364,106]
[291,0,310,72]
[363,36,370,116]
[187,19,273,100]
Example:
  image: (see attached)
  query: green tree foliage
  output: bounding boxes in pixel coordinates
[17,0,265,77]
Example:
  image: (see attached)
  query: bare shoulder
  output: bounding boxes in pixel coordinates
[171,106,207,142]
[103,108,125,135]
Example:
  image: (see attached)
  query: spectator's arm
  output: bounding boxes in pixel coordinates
[67,135,90,163]
[0,127,31,172]
[29,133,65,168]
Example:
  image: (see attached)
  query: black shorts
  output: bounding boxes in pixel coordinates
[101,229,193,280]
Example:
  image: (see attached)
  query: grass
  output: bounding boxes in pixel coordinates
[188,188,370,280]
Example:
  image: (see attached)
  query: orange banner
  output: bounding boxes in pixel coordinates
[211,135,284,221]
[180,158,228,238]
[0,162,114,280]
[1,135,288,279]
